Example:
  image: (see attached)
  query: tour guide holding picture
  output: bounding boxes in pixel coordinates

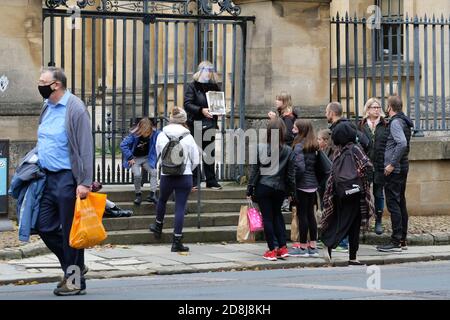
[34,67,93,296]
[184,60,222,190]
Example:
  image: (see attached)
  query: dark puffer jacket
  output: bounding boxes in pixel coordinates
[184,81,220,131]
[359,118,389,185]
[247,144,296,197]
[293,142,319,190]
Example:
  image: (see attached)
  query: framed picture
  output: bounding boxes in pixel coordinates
[206,91,226,115]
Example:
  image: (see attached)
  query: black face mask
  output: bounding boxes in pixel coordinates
[38,82,55,99]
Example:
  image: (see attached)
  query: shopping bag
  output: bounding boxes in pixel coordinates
[69,192,108,249]
[237,205,255,243]
[247,200,264,232]
[290,206,300,242]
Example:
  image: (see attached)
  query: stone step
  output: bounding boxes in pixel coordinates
[113,199,249,216]
[102,212,292,232]
[100,185,247,202]
[103,225,288,245]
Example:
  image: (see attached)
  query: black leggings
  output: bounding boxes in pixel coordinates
[296,190,318,244]
[255,184,287,251]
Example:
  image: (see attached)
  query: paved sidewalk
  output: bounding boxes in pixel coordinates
[1,242,450,286]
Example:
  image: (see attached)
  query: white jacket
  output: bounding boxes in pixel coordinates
[156,124,200,176]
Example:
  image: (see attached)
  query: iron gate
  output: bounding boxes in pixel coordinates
[331,10,450,134]
[42,0,254,184]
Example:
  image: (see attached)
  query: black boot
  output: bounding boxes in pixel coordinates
[146,191,158,204]
[171,235,189,252]
[149,221,163,239]
[134,193,142,205]
[375,211,383,235]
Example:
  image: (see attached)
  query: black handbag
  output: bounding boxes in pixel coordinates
[315,150,332,184]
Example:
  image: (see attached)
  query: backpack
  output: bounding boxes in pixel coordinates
[333,143,363,199]
[160,133,189,175]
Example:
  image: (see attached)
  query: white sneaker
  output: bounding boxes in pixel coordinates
[322,246,331,263]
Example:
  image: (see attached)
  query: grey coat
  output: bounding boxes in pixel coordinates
[37,93,93,186]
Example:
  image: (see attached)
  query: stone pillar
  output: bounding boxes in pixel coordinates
[236,0,332,127]
[0,0,43,222]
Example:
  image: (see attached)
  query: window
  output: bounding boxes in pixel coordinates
[199,25,213,62]
[375,0,404,60]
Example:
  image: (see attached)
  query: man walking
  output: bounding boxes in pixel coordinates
[377,95,413,252]
[35,67,93,295]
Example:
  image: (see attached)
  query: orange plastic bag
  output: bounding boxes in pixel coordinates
[69,192,108,249]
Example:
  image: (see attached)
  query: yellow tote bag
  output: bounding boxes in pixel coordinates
[69,192,108,249]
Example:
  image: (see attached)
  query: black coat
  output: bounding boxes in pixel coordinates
[183,81,220,131]
[330,118,370,155]
[293,142,319,190]
[358,118,389,185]
[247,144,296,197]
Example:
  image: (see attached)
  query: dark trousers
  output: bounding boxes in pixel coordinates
[255,184,287,251]
[373,182,385,222]
[321,194,362,261]
[36,170,85,286]
[156,175,193,235]
[385,171,409,245]
[296,190,318,244]
[191,131,218,186]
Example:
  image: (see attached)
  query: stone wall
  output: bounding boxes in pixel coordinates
[0,0,42,116]
[237,0,331,117]
[406,137,450,216]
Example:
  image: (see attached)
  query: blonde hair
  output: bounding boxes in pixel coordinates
[193,60,219,83]
[363,97,385,118]
[131,117,153,137]
[275,91,293,114]
[317,129,331,141]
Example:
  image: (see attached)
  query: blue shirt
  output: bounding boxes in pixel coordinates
[37,90,72,171]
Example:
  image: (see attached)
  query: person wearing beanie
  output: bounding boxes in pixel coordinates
[184,60,222,190]
[320,111,374,266]
[149,107,200,252]
[169,107,188,124]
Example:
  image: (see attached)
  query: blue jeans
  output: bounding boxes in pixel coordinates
[339,237,349,248]
[373,183,385,221]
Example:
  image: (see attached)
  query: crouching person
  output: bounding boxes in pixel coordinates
[149,107,200,252]
[120,117,160,205]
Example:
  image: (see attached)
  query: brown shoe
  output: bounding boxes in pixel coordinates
[57,265,89,288]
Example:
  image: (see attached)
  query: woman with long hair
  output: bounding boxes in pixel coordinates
[289,119,320,257]
[247,118,296,261]
[120,117,160,205]
[359,98,389,235]
[268,91,298,147]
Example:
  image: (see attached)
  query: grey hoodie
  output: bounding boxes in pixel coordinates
[38,93,93,186]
